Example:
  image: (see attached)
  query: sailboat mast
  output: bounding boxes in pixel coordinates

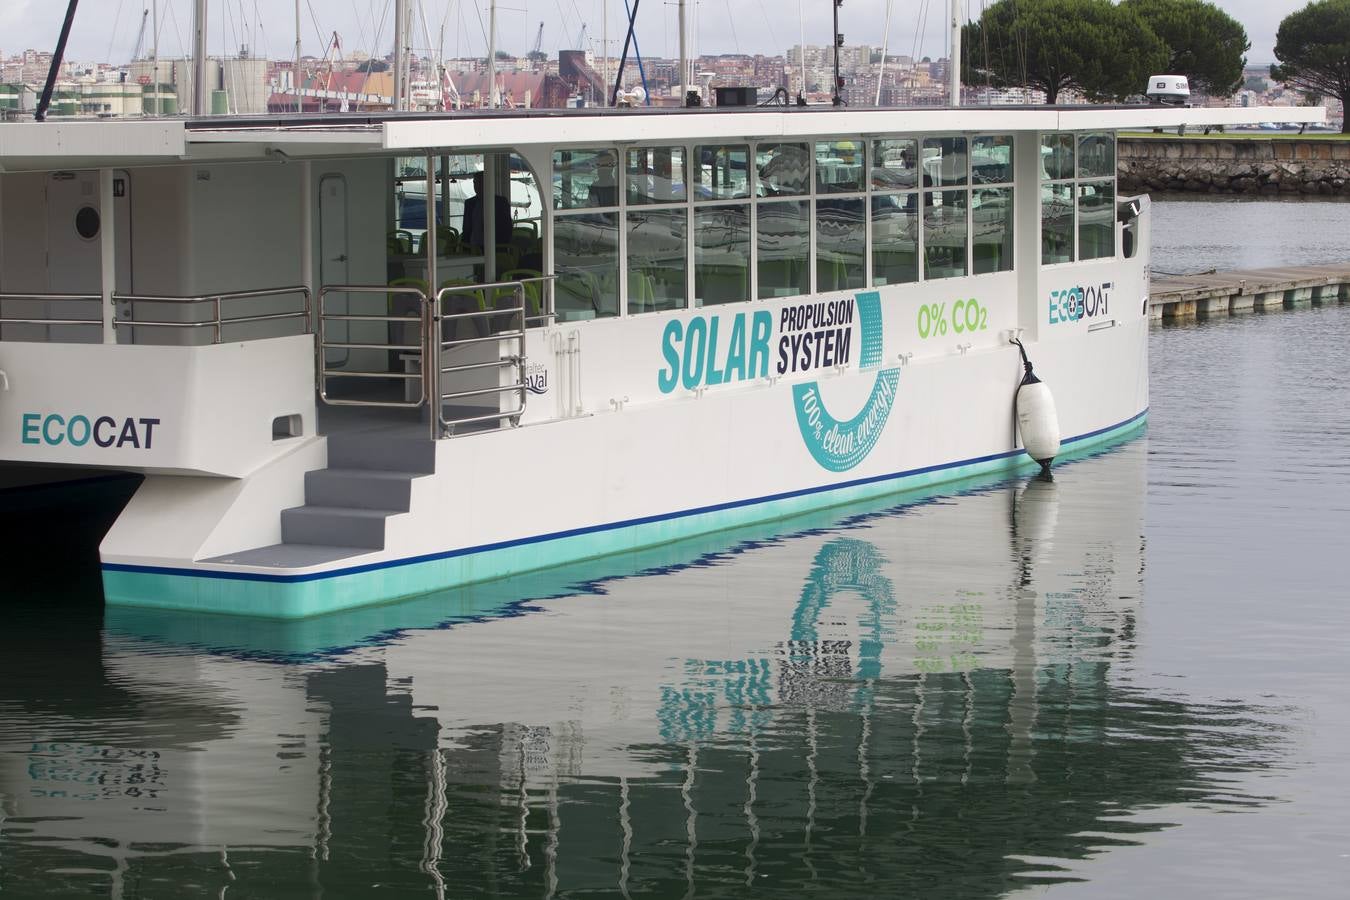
[797,0,806,100]
[876,0,892,107]
[487,0,497,107]
[192,0,207,115]
[294,0,302,111]
[393,0,406,110]
[151,0,160,116]
[949,0,961,107]
[678,0,686,102]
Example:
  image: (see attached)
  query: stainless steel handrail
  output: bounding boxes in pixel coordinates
[0,293,103,337]
[113,285,311,344]
[433,281,530,438]
[318,284,428,409]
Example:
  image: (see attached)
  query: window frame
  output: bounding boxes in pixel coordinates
[1039,131,1118,268]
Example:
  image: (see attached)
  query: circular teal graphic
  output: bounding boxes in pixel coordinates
[791,290,901,472]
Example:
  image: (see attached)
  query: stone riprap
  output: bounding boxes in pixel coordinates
[1118,138,1350,196]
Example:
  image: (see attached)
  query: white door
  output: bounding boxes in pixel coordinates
[46,171,101,295]
[319,174,349,287]
[319,174,350,368]
[45,171,133,340]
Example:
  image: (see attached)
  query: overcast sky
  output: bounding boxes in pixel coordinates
[0,1,1301,68]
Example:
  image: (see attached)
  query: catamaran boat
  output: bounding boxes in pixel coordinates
[0,101,1322,619]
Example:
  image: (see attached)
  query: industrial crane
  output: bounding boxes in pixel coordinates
[130,7,150,62]
[526,21,547,64]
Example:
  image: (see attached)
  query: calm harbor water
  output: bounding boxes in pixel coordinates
[1150,195,1350,273]
[2,199,1349,898]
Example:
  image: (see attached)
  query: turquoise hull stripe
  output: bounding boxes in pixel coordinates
[103,409,1147,619]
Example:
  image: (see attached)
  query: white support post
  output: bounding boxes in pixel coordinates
[300,160,314,332]
[99,169,116,344]
[1013,131,1041,342]
[483,155,497,283]
[426,151,439,438]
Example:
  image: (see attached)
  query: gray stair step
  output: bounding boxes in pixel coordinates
[305,468,420,511]
[280,504,400,549]
[326,432,436,473]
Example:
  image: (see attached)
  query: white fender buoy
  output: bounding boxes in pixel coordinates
[1011,340,1061,477]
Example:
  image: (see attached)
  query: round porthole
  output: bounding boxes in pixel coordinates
[74,206,100,240]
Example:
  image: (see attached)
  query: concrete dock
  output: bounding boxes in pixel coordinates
[1149,264,1350,320]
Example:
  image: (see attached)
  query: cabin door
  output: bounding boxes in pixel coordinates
[318,174,350,369]
[319,174,349,287]
[46,170,132,295]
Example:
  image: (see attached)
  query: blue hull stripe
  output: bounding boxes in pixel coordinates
[103,408,1148,586]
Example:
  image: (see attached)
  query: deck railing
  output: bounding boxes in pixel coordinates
[317,284,428,409]
[0,286,310,344]
[434,282,528,437]
[113,286,312,343]
[0,293,103,339]
[317,276,554,439]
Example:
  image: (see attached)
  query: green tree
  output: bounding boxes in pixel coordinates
[1271,0,1350,132]
[1123,0,1249,96]
[962,0,1170,104]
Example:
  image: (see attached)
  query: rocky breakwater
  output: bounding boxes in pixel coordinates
[1118,137,1350,197]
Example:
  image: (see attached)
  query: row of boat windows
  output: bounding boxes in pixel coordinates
[547,133,1117,320]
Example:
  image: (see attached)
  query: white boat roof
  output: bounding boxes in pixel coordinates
[0,103,1325,171]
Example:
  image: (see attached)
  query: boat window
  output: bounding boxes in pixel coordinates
[1040,134,1075,180]
[922,137,968,187]
[757,143,810,197]
[758,199,811,298]
[628,208,688,314]
[1077,133,1114,180]
[870,193,918,286]
[1078,180,1115,260]
[925,189,968,279]
[869,138,920,287]
[1040,131,1117,265]
[504,153,545,275]
[1041,183,1075,265]
[973,187,1014,275]
[816,140,865,193]
[871,139,920,190]
[818,197,867,291]
[554,212,619,320]
[627,146,687,205]
[972,135,1014,185]
[1041,134,1077,265]
[553,148,619,210]
[694,145,750,200]
[694,204,750,306]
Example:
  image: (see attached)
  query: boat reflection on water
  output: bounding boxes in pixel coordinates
[0,437,1291,897]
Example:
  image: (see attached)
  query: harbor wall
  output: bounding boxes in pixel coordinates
[1118,138,1350,197]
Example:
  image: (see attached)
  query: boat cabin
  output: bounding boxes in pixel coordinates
[0,105,1311,478]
